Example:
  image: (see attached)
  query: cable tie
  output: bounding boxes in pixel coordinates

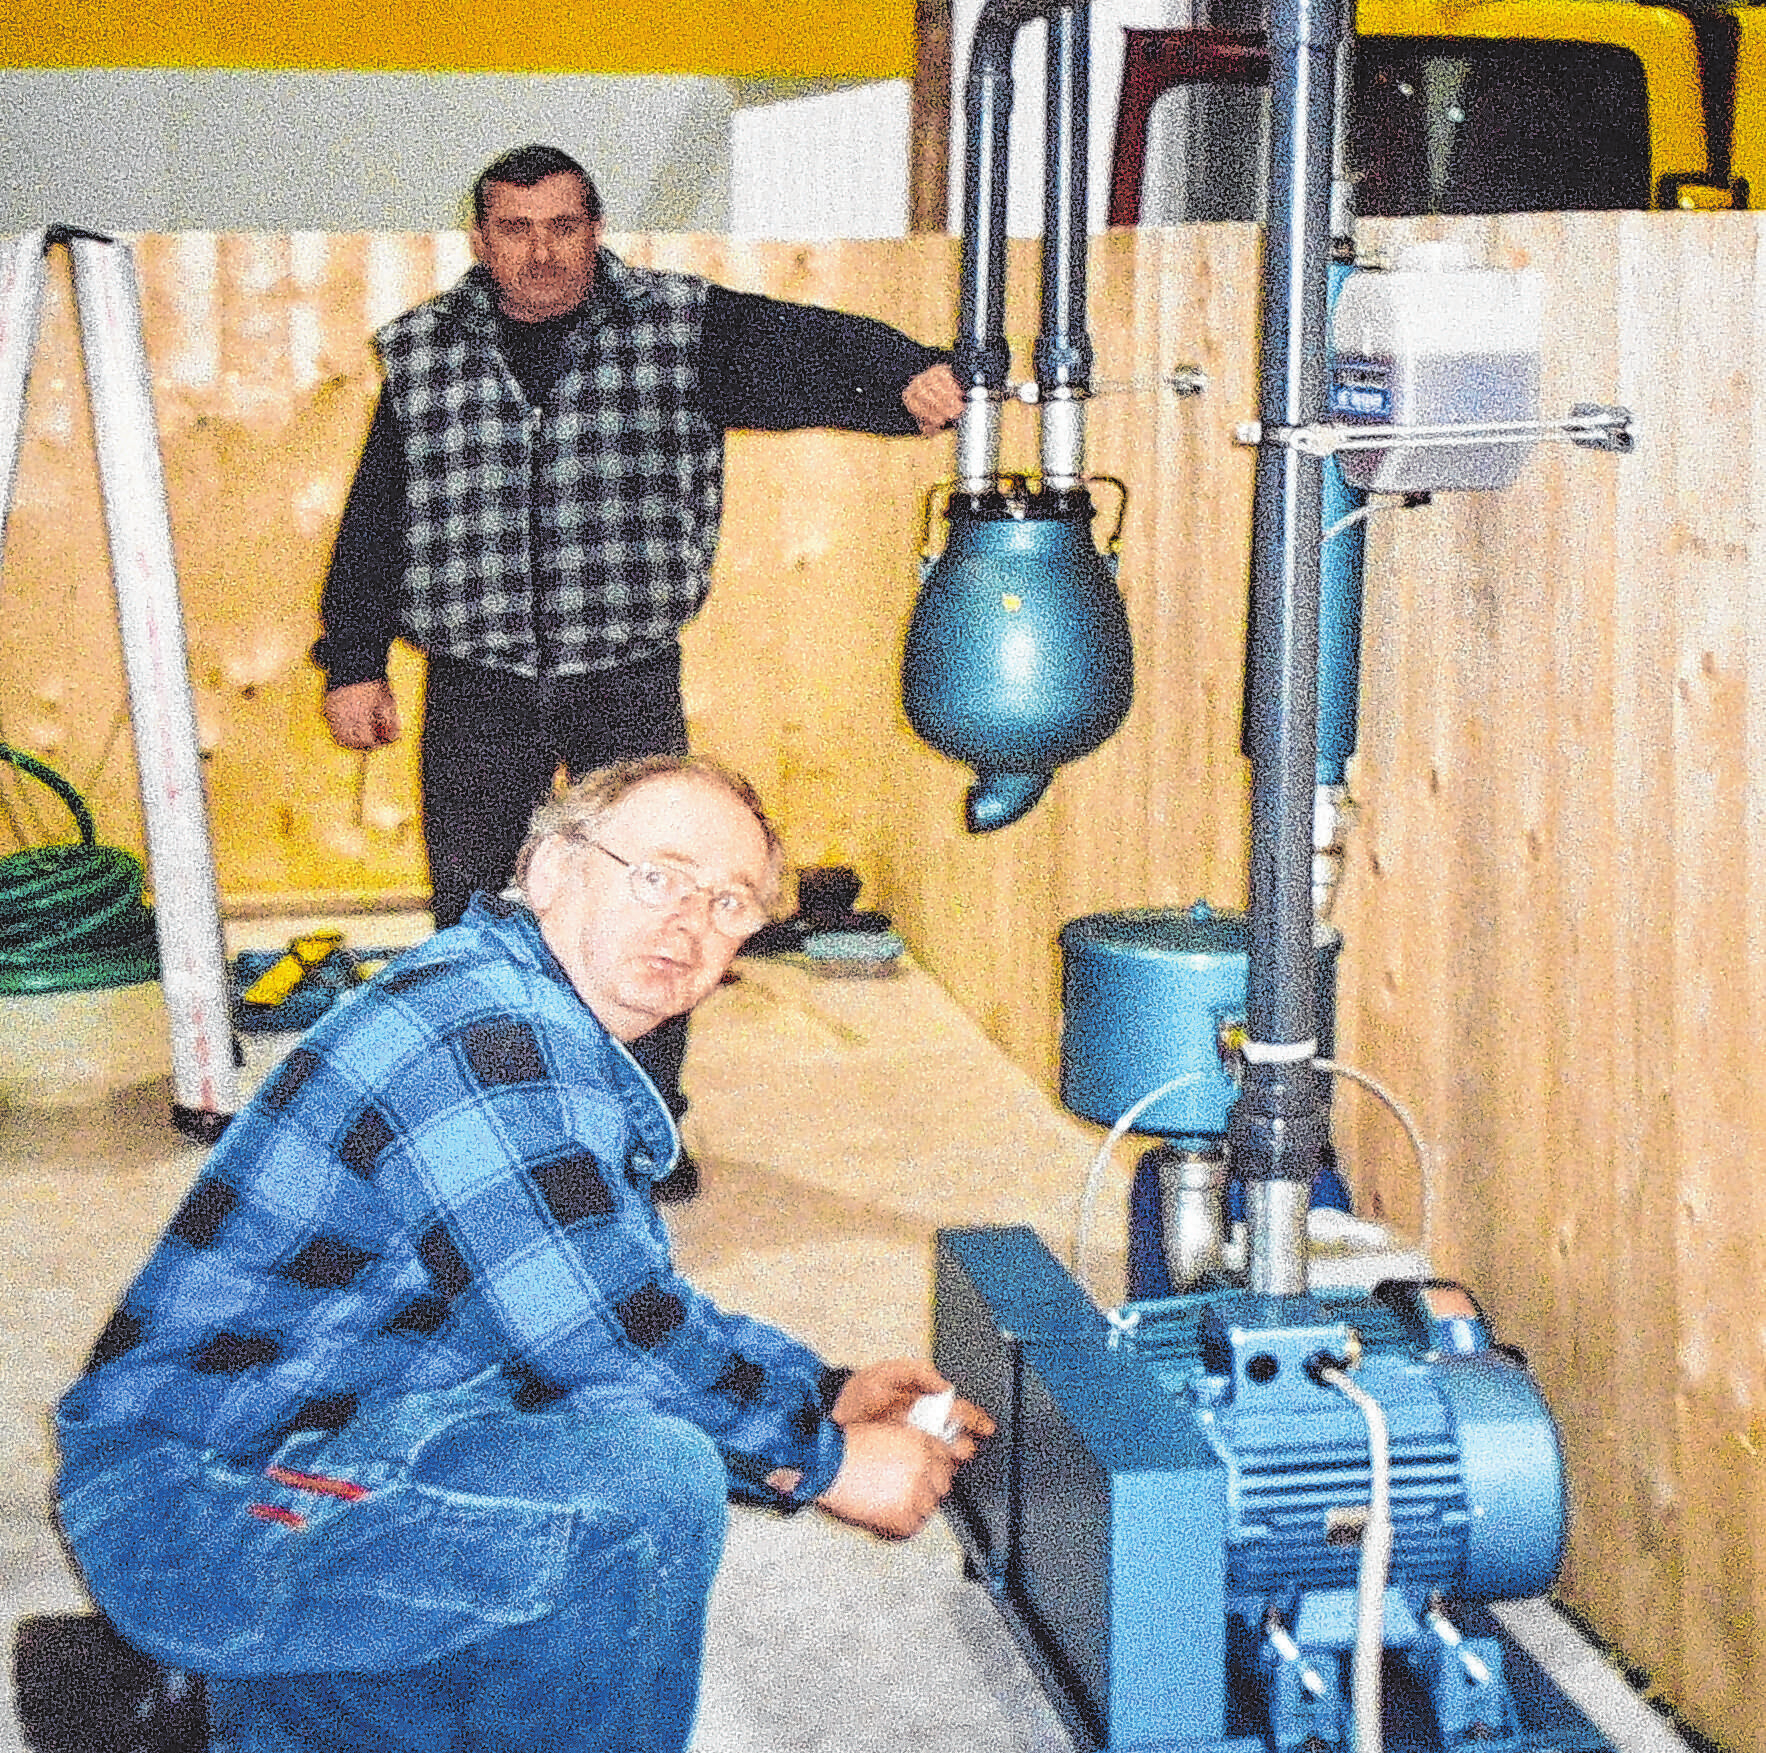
[1240,1036,1319,1065]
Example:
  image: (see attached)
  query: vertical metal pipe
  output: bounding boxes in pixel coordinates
[955,0,1050,492]
[1227,0,1346,1294]
[1036,0,1094,488]
[0,233,48,549]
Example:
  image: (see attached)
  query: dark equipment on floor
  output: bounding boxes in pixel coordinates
[12,1614,205,1753]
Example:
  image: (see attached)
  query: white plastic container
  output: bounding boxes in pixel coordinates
[1329,241,1543,493]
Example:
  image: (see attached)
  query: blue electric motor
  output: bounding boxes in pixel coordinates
[933,1226,1577,1753]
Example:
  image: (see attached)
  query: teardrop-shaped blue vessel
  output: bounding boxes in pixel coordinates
[903,484,1134,830]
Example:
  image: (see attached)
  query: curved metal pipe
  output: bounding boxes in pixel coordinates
[1037,0,1096,487]
[913,0,1116,833]
[956,0,1041,489]
[955,0,1096,493]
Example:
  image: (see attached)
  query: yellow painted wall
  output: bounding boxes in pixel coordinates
[0,0,915,78]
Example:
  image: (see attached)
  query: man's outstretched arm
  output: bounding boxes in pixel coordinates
[313,394,406,747]
[700,285,961,437]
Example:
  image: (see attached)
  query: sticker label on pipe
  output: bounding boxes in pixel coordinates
[1329,358,1391,419]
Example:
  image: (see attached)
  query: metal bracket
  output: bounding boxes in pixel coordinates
[1234,404,1635,456]
[1007,366,1210,403]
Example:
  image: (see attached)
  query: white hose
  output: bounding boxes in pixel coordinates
[1320,1363,1393,1753]
[1077,1057,1429,1300]
[1313,1057,1432,1262]
[1323,502,1378,545]
[1324,490,1428,546]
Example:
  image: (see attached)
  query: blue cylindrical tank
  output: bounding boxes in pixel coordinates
[1059,904,1341,1136]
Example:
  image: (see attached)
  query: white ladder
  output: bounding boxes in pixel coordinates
[0,227,238,1139]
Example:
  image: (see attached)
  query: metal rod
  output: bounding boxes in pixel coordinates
[1237,408,1636,456]
[0,232,48,554]
[67,236,239,1136]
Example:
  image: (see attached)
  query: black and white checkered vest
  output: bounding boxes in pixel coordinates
[377,253,724,679]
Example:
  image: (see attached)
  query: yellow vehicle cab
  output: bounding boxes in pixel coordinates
[1109,0,1752,222]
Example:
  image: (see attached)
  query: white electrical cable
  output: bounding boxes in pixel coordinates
[1320,1363,1393,1753]
[1073,1056,1431,1299]
[1071,1072,1208,1295]
[1313,1058,1433,1263]
[1323,503,1378,546]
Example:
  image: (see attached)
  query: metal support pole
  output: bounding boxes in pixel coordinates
[64,234,238,1138]
[0,232,48,546]
[1227,0,1346,1293]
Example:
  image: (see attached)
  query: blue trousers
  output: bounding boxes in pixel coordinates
[56,1374,729,1753]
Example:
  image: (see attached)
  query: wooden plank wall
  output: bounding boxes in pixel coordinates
[1338,211,1766,1747]
[4,215,1765,1749]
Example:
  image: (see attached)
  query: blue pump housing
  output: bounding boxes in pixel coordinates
[904,484,1134,832]
[1059,905,1341,1139]
[933,1226,1593,1753]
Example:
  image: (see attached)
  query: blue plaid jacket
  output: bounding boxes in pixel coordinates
[57,897,847,1507]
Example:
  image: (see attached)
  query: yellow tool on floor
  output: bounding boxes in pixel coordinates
[239,932,345,1009]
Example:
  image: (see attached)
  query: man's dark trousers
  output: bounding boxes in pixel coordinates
[419,645,691,1128]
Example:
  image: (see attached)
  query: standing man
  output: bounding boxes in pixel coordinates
[55,755,991,1753]
[315,144,964,1201]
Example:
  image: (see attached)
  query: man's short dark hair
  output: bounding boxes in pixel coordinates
[473,145,604,225]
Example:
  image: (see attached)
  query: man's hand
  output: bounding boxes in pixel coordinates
[815,1421,958,1538]
[323,679,401,751]
[830,1359,993,1461]
[902,362,965,436]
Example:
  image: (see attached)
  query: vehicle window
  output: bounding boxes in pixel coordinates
[1133,36,1652,222]
[1352,38,1653,214]
[1139,83,1268,224]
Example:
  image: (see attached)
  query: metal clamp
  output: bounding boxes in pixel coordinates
[1235,404,1635,456]
[916,471,1131,566]
[1006,366,1210,402]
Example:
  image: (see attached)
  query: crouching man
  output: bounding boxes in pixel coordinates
[54,755,989,1753]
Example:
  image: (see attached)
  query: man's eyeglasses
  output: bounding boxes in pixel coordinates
[591,843,769,939]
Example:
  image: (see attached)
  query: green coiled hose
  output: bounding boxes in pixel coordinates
[0,744,160,994]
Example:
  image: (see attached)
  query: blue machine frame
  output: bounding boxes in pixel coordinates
[933,1225,1614,1753]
